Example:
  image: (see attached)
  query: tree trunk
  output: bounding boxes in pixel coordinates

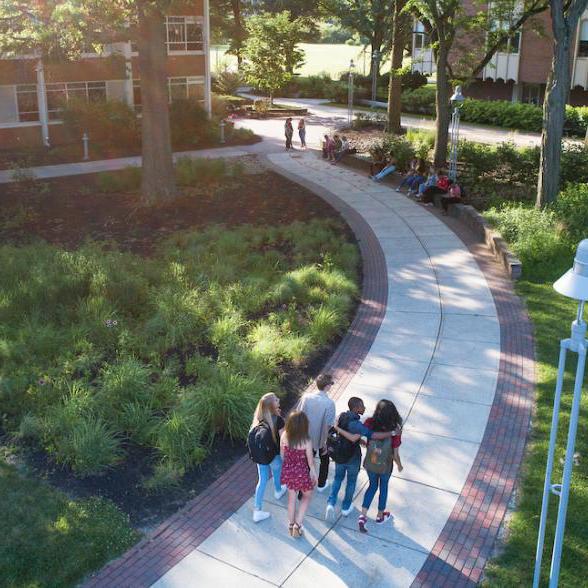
[386,0,407,134]
[536,0,586,207]
[231,0,245,69]
[137,5,176,204]
[434,43,451,167]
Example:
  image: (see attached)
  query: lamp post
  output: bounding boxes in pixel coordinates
[347,59,355,127]
[448,85,465,182]
[533,239,588,588]
[219,119,226,144]
[371,50,380,103]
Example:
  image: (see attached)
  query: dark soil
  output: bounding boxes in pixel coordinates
[0,133,261,170]
[0,167,346,256]
[1,162,361,532]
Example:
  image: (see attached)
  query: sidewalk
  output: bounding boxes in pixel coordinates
[239,94,544,148]
[84,151,534,587]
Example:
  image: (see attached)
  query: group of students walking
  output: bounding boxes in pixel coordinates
[248,373,403,538]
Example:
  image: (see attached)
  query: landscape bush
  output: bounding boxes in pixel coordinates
[169,99,215,148]
[61,99,140,149]
[1,220,359,485]
[400,86,588,137]
[212,68,244,95]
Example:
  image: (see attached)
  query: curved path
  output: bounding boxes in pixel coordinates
[85,151,534,588]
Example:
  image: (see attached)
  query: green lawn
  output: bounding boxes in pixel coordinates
[0,457,139,588]
[482,232,588,584]
[212,43,401,78]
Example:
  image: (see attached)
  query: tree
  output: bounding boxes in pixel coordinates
[405,0,549,167]
[322,0,395,77]
[242,11,307,103]
[536,0,588,207]
[210,0,247,67]
[386,0,411,133]
[0,0,177,204]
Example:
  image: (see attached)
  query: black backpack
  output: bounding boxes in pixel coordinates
[326,413,357,464]
[247,421,278,465]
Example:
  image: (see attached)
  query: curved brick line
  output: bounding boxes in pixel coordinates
[83,161,389,588]
[410,224,536,587]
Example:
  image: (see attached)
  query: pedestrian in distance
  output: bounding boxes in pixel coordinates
[247,393,288,523]
[298,118,307,148]
[284,117,294,150]
[358,399,403,534]
[297,373,336,492]
[280,411,318,538]
[325,397,399,520]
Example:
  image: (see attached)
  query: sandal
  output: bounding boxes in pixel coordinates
[376,511,391,524]
[358,515,368,534]
[292,523,302,538]
[288,523,295,537]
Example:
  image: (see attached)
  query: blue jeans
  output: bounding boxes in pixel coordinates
[361,470,391,512]
[327,455,360,510]
[254,454,283,510]
[374,165,396,181]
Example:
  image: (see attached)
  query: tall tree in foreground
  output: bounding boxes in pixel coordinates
[386,0,410,133]
[536,0,588,207]
[322,0,394,77]
[0,0,177,204]
[405,0,549,166]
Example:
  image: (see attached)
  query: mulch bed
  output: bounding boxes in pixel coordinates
[1,161,360,532]
[0,167,345,256]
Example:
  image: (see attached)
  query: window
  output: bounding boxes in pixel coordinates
[413,21,430,50]
[133,79,141,112]
[579,20,588,58]
[168,77,205,103]
[134,78,205,109]
[16,84,39,122]
[166,16,203,52]
[488,19,521,54]
[45,81,107,120]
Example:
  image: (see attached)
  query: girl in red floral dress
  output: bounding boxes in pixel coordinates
[280,411,317,538]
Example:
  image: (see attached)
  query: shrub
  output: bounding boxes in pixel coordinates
[401,86,436,115]
[254,98,270,113]
[485,203,572,280]
[212,68,244,95]
[154,408,206,469]
[169,99,213,148]
[61,99,140,148]
[56,416,123,476]
[552,183,588,244]
[370,134,416,171]
[175,156,228,186]
[95,166,142,193]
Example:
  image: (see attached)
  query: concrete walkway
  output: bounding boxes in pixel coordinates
[238,95,544,148]
[116,152,526,588]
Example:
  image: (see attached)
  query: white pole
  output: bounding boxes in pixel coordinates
[35,60,50,147]
[203,0,212,117]
[82,133,89,160]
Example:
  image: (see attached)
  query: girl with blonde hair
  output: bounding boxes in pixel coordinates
[250,393,287,523]
[280,411,318,537]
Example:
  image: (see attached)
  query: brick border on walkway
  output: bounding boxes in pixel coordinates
[410,213,535,587]
[83,159,389,588]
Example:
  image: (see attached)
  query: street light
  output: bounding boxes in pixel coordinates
[371,50,380,103]
[448,85,465,181]
[347,59,355,127]
[533,239,588,588]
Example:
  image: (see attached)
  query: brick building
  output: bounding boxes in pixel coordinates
[0,1,211,149]
[412,6,588,106]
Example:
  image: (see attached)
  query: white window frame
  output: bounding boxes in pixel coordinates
[15,84,40,122]
[168,76,206,103]
[165,16,204,54]
[578,19,588,58]
[413,21,430,50]
[45,81,107,120]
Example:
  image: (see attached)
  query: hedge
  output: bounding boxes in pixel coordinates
[401,86,588,137]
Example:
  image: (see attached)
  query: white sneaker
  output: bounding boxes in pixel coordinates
[316,483,328,493]
[325,504,335,520]
[274,485,287,500]
[341,505,354,517]
[253,510,270,523]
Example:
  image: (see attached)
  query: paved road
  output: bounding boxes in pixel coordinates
[237,94,545,148]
